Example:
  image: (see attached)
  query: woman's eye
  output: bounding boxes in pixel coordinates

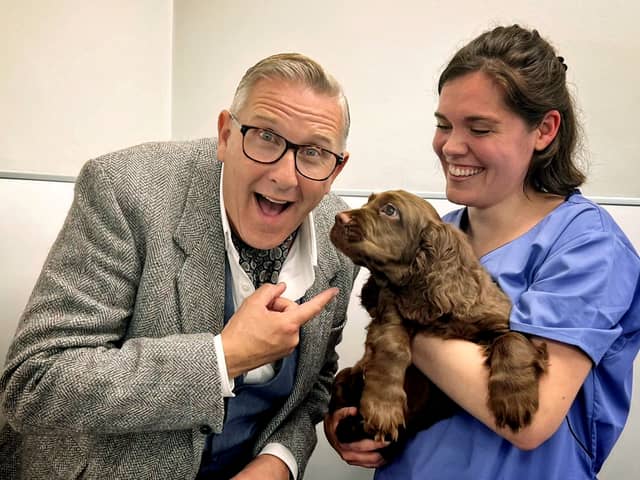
[436,124,451,131]
[380,203,399,218]
[470,128,491,135]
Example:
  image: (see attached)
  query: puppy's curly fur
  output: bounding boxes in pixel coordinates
[328,190,548,452]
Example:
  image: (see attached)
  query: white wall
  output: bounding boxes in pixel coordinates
[0,0,173,176]
[0,179,638,479]
[4,1,638,199]
[1,2,640,478]
[171,0,640,199]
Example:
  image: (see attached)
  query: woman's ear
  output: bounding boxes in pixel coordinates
[534,110,561,151]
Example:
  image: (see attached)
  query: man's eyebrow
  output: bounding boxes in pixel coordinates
[308,134,337,149]
[250,114,337,148]
[250,113,279,127]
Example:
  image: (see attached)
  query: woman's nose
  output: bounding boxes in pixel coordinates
[440,130,468,157]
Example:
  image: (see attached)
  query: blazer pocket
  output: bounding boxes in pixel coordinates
[21,432,88,480]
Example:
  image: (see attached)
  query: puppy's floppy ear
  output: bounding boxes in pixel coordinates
[411,221,450,275]
[412,221,483,316]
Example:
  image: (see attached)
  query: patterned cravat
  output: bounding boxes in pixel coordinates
[230,229,299,289]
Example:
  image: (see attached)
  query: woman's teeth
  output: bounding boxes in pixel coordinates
[449,165,483,177]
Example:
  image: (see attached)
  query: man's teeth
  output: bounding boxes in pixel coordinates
[449,165,483,177]
[262,195,288,204]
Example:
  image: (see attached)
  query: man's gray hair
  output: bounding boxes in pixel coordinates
[230,53,350,145]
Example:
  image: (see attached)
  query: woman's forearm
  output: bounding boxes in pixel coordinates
[411,333,592,450]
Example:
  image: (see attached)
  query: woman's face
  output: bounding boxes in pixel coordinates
[432,71,540,209]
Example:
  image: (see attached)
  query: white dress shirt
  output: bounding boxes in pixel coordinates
[213,166,318,478]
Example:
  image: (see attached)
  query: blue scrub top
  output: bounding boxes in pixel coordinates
[375,192,640,480]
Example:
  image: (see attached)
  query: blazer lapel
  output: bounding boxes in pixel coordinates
[174,154,227,335]
[294,271,334,390]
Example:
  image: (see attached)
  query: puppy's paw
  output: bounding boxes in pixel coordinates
[486,333,548,431]
[360,391,406,442]
[489,392,537,431]
[488,364,542,431]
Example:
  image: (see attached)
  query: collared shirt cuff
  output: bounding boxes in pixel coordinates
[260,443,298,479]
[213,334,235,397]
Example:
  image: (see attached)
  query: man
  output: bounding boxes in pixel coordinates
[0,53,358,479]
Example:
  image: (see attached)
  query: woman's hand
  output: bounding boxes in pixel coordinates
[323,407,389,468]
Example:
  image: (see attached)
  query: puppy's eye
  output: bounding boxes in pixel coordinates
[379,203,399,218]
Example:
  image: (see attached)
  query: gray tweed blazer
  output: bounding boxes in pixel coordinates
[0,138,358,479]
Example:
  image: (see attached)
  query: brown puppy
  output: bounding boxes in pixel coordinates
[329,190,548,450]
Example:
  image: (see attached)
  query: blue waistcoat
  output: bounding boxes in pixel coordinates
[198,260,299,478]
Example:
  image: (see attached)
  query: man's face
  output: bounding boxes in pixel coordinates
[217,79,348,249]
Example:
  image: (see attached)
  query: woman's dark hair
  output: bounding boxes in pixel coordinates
[438,25,585,195]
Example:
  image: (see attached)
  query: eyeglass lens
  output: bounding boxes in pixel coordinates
[243,127,337,180]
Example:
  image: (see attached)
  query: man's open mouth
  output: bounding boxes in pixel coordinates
[256,193,292,216]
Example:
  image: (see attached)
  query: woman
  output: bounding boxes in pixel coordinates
[325,25,640,479]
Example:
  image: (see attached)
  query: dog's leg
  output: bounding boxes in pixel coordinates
[359,302,411,442]
[329,364,372,444]
[485,332,548,431]
[329,366,363,413]
[359,275,380,315]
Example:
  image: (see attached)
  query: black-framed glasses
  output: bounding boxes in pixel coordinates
[229,112,345,181]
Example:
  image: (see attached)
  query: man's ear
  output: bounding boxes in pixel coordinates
[325,151,349,188]
[321,151,348,194]
[534,110,561,151]
[217,110,232,162]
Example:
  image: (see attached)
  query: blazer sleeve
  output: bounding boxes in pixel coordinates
[0,159,226,435]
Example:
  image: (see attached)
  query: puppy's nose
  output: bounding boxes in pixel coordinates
[336,211,352,224]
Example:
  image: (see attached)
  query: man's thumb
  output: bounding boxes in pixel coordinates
[254,282,287,305]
